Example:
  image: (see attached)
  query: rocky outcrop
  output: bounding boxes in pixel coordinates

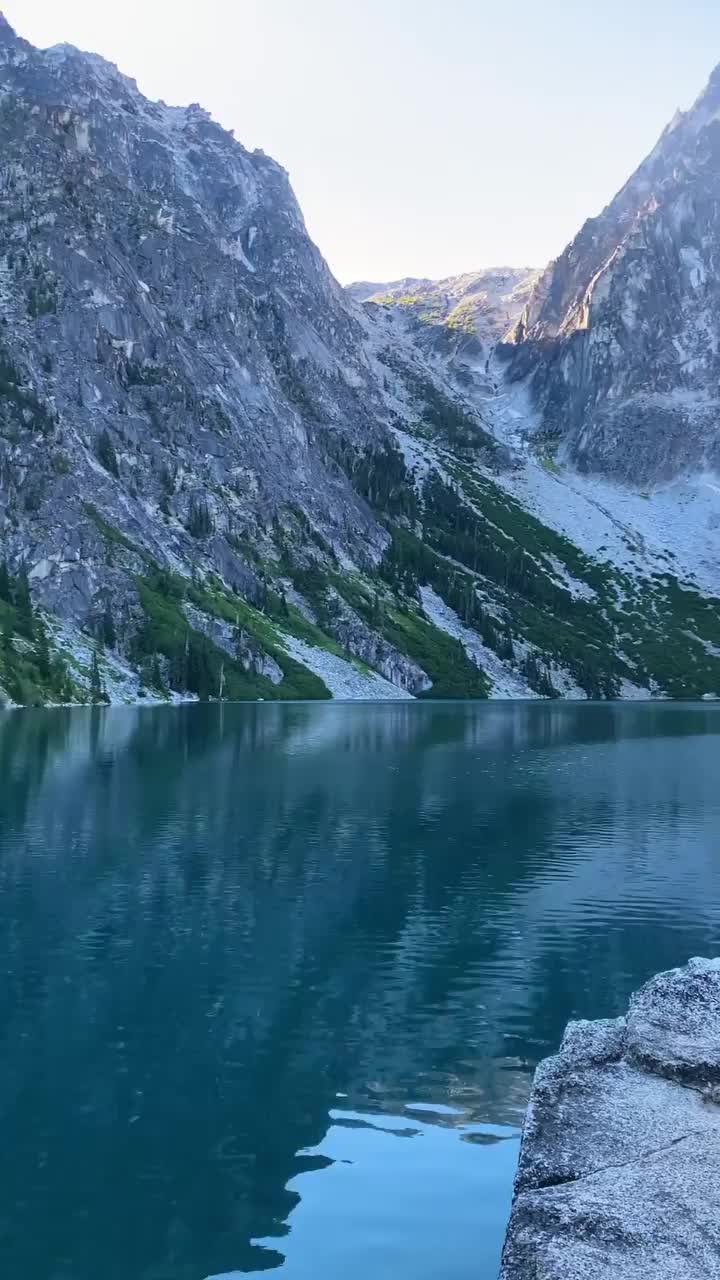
[182,604,283,683]
[0,12,393,597]
[500,957,720,1279]
[316,588,432,695]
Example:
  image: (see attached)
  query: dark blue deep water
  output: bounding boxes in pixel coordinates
[1,701,719,1280]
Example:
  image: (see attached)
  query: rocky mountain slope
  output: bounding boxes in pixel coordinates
[348,268,538,353]
[1,13,720,707]
[504,64,720,484]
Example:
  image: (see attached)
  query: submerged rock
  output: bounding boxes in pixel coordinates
[500,957,720,1279]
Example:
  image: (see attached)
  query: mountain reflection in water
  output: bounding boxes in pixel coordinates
[0,701,718,1279]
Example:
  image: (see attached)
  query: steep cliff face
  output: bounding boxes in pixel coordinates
[0,12,390,594]
[0,17,523,704]
[505,64,720,483]
[0,15,485,703]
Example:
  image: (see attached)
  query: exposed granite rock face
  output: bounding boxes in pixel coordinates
[500,958,720,1280]
[3,16,720,707]
[348,268,538,355]
[182,603,283,683]
[0,15,509,701]
[315,588,432,695]
[505,65,720,483]
[0,14,392,592]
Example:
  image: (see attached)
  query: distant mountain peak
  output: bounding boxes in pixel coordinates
[0,11,16,37]
[505,56,720,483]
[347,267,539,349]
[700,59,720,100]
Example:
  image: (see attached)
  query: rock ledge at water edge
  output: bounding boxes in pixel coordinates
[500,957,720,1279]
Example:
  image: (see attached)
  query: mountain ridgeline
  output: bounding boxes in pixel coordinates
[1,12,720,706]
[504,66,720,484]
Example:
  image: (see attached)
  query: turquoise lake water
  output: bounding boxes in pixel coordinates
[0,701,719,1279]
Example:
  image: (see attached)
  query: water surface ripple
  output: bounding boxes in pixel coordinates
[0,701,719,1279]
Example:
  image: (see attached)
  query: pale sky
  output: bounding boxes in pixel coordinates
[7,1,720,283]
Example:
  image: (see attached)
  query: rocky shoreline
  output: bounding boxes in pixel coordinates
[500,957,720,1279]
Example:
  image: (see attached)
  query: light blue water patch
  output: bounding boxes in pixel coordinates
[405,1101,467,1115]
[251,1109,521,1279]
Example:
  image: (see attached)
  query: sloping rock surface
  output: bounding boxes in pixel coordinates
[500,957,720,1279]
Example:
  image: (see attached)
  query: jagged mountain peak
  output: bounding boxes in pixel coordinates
[0,10,20,44]
[505,57,720,483]
[688,58,720,117]
[0,18,522,706]
[515,59,720,344]
[653,61,720,145]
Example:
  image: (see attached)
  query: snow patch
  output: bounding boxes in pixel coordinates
[495,457,720,597]
[544,554,597,601]
[49,620,192,706]
[219,237,256,272]
[419,587,537,699]
[279,635,412,701]
[391,427,435,480]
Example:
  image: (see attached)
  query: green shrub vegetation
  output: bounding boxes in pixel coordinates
[382,604,489,698]
[95,428,119,477]
[186,497,214,539]
[0,347,55,437]
[0,560,78,705]
[132,570,330,701]
[294,560,491,699]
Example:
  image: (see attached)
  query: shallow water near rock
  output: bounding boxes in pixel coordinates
[1,701,719,1280]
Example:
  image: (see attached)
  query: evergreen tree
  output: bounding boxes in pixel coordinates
[100,604,116,649]
[14,563,34,638]
[89,646,106,704]
[186,635,212,698]
[0,559,10,603]
[186,497,213,539]
[95,429,119,477]
[521,654,558,699]
[1,620,13,665]
[34,615,51,681]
